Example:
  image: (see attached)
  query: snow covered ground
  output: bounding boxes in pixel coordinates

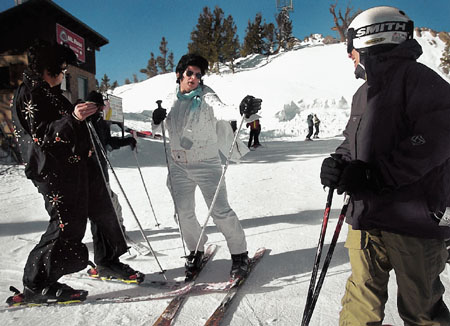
[2,137,450,325]
[1,31,450,325]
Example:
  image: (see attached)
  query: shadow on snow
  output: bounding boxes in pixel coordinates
[108,138,343,168]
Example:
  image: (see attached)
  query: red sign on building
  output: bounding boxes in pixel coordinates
[56,23,85,62]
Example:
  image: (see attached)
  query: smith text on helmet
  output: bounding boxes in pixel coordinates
[354,21,408,38]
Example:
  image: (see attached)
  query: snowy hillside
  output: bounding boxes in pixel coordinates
[113,31,450,139]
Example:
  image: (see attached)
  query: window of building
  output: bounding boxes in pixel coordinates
[77,76,88,100]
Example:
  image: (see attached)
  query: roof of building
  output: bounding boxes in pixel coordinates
[0,0,108,49]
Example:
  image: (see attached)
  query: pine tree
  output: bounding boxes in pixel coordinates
[99,74,111,93]
[133,74,139,83]
[189,7,215,69]
[209,6,224,72]
[241,13,265,57]
[263,22,276,55]
[140,52,158,78]
[189,6,240,73]
[140,37,175,78]
[156,37,174,73]
[111,81,118,89]
[167,52,175,72]
[124,78,131,85]
[221,14,240,72]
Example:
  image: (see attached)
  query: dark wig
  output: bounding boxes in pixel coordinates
[27,40,77,77]
[175,53,208,84]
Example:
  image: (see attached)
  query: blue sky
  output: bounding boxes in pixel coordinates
[1,0,450,85]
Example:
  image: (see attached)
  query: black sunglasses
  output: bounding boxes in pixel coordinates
[346,28,355,54]
[186,70,202,80]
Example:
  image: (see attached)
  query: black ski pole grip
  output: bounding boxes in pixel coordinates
[10,286,21,294]
[156,100,163,109]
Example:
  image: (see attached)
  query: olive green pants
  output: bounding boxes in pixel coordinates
[339,226,450,326]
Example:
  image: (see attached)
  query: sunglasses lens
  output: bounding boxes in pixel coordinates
[186,70,202,80]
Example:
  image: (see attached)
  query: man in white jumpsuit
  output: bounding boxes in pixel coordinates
[152,54,262,279]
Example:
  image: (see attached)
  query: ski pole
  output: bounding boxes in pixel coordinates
[131,138,161,228]
[86,121,151,257]
[301,187,334,326]
[87,129,150,257]
[157,100,187,256]
[85,120,129,251]
[303,194,350,326]
[194,114,246,255]
[87,121,167,279]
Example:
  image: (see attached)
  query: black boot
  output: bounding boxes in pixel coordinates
[230,252,249,280]
[92,260,145,283]
[185,250,204,281]
[22,282,88,303]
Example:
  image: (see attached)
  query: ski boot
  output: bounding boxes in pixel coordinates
[230,252,249,280]
[89,260,145,284]
[184,250,204,281]
[7,283,88,305]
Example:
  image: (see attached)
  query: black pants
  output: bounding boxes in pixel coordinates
[314,124,320,137]
[306,126,313,139]
[23,160,128,290]
[248,128,261,148]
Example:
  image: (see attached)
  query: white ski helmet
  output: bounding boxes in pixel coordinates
[347,6,413,53]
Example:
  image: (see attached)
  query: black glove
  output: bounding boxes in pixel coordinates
[240,95,262,118]
[126,137,137,150]
[337,160,383,195]
[320,154,347,189]
[152,107,167,124]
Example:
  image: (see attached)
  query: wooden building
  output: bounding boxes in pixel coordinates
[0,0,108,161]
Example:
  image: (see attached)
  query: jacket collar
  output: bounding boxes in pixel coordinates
[363,39,423,83]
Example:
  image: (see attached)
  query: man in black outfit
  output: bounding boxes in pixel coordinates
[11,41,142,304]
[320,7,450,325]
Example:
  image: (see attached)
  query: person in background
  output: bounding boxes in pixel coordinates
[320,7,450,325]
[305,113,314,141]
[86,90,136,176]
[10,41,142,305]
[152,53,261,280]
[313,114,320,139]
[85,90,136,229]
[246,114,261,148]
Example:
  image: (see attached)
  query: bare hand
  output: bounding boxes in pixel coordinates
[73,102,98,121]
